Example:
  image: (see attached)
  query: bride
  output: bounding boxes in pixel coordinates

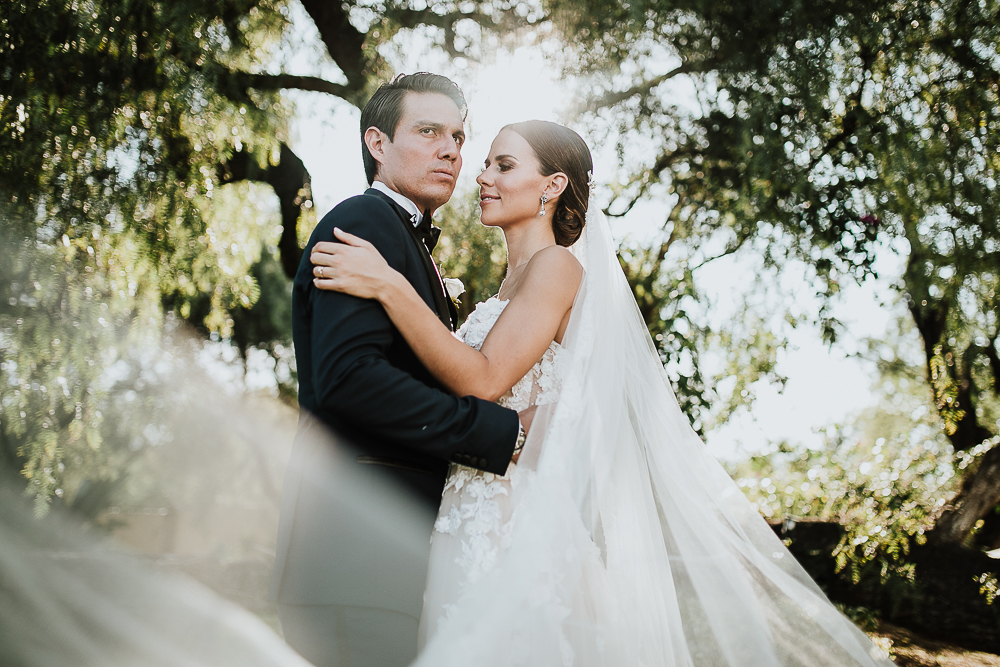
[310,120,892,666]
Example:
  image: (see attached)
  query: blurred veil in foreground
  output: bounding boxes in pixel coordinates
[0,201,430,665]
[0,423,431,667]
[0,466,311,667]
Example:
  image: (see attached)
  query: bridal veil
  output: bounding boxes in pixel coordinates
[413,204,893,666]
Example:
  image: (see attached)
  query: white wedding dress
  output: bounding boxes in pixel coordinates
[419,296,565,646]
[412,208,893,667]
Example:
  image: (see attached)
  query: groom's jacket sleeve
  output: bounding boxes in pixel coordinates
[307,196,518,476]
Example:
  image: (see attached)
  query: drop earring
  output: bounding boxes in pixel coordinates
[539,193,549,216]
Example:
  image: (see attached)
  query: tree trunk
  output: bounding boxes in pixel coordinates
[906,256,998,546]
[976,509,1000,551]
[930,446,1000,546]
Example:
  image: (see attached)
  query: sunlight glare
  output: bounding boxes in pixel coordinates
[459,46,569,189]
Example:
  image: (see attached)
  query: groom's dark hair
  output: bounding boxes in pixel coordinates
[360,73,469,185]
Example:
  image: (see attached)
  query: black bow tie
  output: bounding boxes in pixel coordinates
[414,213,441,253]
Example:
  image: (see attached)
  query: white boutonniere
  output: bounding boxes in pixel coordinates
[443,277,465,303]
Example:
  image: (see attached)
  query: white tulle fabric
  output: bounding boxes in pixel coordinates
[413,208,893,666]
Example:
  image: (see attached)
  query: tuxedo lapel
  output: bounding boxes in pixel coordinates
[365,188,456,331]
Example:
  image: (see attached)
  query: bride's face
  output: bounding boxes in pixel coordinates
[476,130,552,229]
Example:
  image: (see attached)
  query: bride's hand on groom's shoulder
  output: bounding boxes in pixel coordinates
[312,228,397,301]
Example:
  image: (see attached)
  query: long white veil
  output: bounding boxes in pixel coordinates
[414,206,893,666]
[0,470,313,667]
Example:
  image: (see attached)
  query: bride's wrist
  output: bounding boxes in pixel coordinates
[378,271,406,306]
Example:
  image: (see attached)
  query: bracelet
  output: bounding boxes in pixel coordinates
[513,425,527,458]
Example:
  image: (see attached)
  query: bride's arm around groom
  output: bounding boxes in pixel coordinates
[299,191,520,472]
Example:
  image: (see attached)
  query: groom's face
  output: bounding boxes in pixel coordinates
[376,92,465,213]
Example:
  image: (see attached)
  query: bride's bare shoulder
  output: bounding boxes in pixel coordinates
[521,245,583,300]
[528,245,583,274]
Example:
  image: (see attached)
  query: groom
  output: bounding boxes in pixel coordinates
[270,73,522,667]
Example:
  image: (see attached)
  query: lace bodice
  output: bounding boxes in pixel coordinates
[456,296,564,411]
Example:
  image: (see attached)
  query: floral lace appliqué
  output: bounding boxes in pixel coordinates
[456,297,565,412]
[434,297,565,585]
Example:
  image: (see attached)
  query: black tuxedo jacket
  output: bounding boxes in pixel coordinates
[292,188,519,478]
[270,188,519,605]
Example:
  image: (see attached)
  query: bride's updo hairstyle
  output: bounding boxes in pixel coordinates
[504,121,593,247]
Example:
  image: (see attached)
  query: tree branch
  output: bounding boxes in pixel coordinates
[217,143,311,279]
[807,105,866,172]
[383,6,549,59]
[604,146,695,217]
[983,334,1000,396]
[387,6,492,30]
[231,72,354,101]
[297,2,550,101]
[299,0,369,97]
[583,59,719,113]
[689,241,747,272]
[905,244,1000,545]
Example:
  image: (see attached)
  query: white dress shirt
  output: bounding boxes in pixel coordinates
[371,180,422,227]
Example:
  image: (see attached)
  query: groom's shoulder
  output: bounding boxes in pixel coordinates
[313,191,405,243]
[328,191,398,224]
[330,190,396,216]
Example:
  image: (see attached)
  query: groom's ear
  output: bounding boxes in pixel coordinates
[546,173,570,198]
[364,127,389,167]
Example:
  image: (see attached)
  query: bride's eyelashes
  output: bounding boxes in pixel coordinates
[481,161,514,173]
